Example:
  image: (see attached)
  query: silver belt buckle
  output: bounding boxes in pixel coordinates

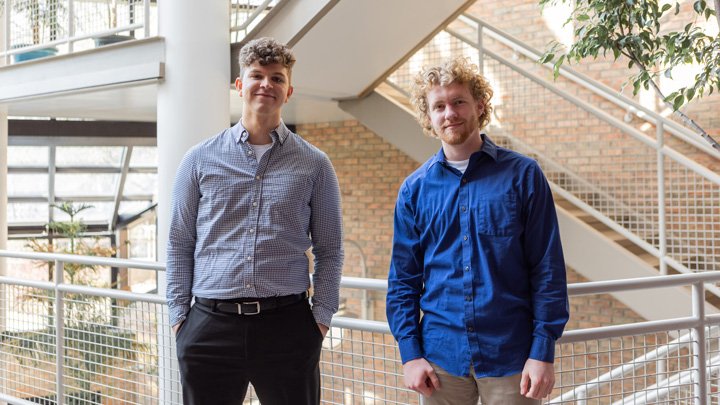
[238,301,260,315]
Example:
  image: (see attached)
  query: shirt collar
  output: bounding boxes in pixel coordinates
[427,132,498,172]
[230,120,291,145]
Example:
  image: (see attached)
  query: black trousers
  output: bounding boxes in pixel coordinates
[176,299,324,405]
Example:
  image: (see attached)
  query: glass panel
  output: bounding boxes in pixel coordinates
[56,146,123,166]
[8,174,48,196]
[55,173,117,196]
[124,173,157,196]
[129,146,157,167]
[52,201,113,222]
[8,146,49,165]
[8,203,48,223]
[7,239,51,281]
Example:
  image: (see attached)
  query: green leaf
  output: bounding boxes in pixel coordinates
[661,3,672,13]
[664,68,673,79]
[673,94,685,110]
[675,2,680,14]
[539,53,555,64]
[686,87,696,101]
[694,0,703,13]
[577,13,590,21]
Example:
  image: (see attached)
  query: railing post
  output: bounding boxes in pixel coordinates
[67,0,74,53]
[144,0,150,38]
[656,122,668,275]
[477,21,484,75]
[4,0,10,65]
[692,282,708,405]
[55,260,65,405]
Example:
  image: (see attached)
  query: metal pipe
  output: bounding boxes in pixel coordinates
[54,260,65,405]
[657,122,668,275]
[692,282,708,404]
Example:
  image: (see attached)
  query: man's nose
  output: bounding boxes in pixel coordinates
[445,106,458,119]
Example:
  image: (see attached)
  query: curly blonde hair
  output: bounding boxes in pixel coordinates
[410,57,493,138]
[239,37,296,79]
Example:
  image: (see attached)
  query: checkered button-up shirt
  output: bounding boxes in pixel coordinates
[166,121,344,327]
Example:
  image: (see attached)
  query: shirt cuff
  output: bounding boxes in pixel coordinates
[169,303,190,327]
[312,304,335,328]
[398,337,423,364]
[529,335,556,363]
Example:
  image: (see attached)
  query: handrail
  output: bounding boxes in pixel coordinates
[459,13,720,161]
[3,250,720,403]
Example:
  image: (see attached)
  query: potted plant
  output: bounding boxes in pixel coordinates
[0,202,146,404]
[93,0,133,47]
[10,0,61,63]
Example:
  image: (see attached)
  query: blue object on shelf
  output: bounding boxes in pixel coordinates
[12,47,59,63]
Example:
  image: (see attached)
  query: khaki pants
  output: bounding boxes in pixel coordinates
[421,362,541,405]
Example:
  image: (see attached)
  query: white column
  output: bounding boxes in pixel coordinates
[156,1,230,403]
[0,105,7,405]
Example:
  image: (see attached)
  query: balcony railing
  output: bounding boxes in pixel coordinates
[1,0,154,65]
[2,250,720,404]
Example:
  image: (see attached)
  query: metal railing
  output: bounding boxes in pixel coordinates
[385,15,720,280]
[3,250,720,404]
[229,0,281,43]
[2,0,153,65]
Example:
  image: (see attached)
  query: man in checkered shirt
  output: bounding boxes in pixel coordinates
[167,37,344,405]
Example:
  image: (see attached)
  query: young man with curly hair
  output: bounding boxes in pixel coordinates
[167,37,343,405]
[386,56,569,404]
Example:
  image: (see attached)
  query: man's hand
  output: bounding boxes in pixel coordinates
[317,323,329,338]
[403,358,440,397]
[520,358,555,399]
[172,321,184,337]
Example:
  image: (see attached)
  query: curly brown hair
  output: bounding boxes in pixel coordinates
[410,57,493,138]
[238,37,296,80]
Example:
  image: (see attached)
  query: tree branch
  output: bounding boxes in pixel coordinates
[624,50,720,151]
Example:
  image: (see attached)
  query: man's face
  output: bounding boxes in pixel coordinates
[236,61,293,117]
[426,82,483,146]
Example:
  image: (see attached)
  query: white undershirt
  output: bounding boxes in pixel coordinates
[249,142,273,162]
[446,159,470,174]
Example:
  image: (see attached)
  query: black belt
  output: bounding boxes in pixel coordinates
[194,292,307,315]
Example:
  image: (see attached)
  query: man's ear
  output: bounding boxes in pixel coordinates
[235,77,242,94]
[285,85,294,103]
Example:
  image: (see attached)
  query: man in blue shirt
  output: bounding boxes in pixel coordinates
[386,57,569,404]
[167,38,343,405]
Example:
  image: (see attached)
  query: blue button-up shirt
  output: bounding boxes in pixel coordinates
[386,134,568,377]
[166,121,344,328]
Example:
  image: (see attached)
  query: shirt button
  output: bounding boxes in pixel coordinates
[256,175,261,180]
[462,179,468,184]
[252,201,258,207]
[461,206,467,212]
[467,326,474,332]
[464,266,470,272]
[245,284,251,288]
[465,295,471,301]
[463,235,468,241]
[247,256,253,261]
[249,228,255,233]
[247,150,253,155]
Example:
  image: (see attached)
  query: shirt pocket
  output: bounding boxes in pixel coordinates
[476,194,520,236]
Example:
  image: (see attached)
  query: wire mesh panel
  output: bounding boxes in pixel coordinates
[0,284,58,403]
[0,282,181,405]
[10,0,68,48]
[73,0,146,38]
[552,330,697,404]
[319,327,418,405]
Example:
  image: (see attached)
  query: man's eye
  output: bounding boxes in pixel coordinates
[273,77,285,83]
